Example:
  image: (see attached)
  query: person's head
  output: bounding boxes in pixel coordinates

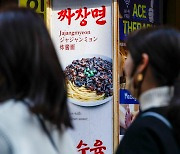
[0,6,72,130]
[124,27,180,98]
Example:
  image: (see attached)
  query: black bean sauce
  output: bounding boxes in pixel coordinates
[64,57,113,97]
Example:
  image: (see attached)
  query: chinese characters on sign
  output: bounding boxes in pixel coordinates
[60,44,75,51]
[77,140,106,154]
[57,6,107,26]
[59,30,98,51]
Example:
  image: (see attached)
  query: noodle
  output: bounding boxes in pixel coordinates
[67,80,105,102]
[64,57,113,102]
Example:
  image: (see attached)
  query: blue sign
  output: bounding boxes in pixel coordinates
[120,89,139,104]
[119,0,161,41]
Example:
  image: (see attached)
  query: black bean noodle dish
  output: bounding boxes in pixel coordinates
[64,57,113,102]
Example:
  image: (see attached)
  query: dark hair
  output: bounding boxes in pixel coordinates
[126,27,180,144]
[0,7,72,130]
[126,27,180,86]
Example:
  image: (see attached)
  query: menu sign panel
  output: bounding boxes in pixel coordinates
[51,0,113,153]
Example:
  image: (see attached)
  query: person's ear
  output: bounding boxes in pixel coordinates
[136,53,149,74]
[132,53,149,98]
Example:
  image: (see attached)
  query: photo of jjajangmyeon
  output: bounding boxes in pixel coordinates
[64,57,113,105]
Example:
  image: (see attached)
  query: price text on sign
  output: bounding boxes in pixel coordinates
[19,0,46,20]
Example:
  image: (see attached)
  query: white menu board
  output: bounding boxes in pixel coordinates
[51,0,113,153]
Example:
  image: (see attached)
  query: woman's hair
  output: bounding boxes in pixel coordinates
[126,27,180,144]
[126,27,180,86]
[0,6,72,130]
